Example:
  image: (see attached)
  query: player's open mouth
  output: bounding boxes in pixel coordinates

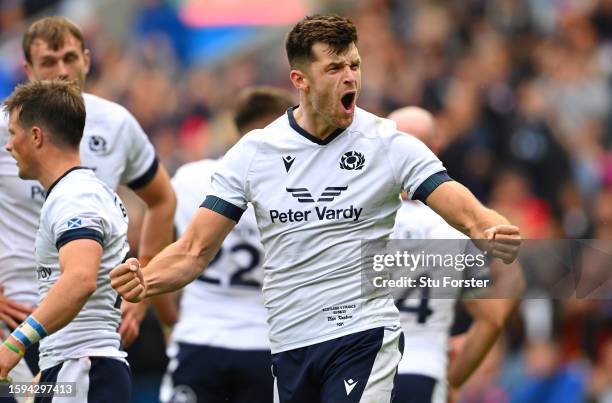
[340,91,356,113]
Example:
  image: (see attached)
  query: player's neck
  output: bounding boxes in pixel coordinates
[37,151,82,191]
[293,103,337,140]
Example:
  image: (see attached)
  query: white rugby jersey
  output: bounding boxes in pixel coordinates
[35,168,129,370]
[0,92,157,309]
[170,159,269,350]
[203,106,451,353]
[392,200,483,380]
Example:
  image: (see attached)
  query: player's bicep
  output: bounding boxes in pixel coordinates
[58,239,103,288]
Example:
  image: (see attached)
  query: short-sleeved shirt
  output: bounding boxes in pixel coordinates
[202,106,451,353]
[0,92,157,308]
[35,167,129,370]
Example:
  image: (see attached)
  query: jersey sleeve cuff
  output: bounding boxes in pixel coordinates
[200,195,244,222]
[56,228,104,250]
[412,171,453,203]
[127,157,159,190]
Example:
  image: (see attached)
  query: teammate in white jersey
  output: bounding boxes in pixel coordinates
[160,86,293,403]
[0,80,131,402]
[0,16,177,389]
[111,15,521,403]
[389,107,522,403]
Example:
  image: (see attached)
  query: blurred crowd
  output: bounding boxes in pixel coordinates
[1,0,612,402]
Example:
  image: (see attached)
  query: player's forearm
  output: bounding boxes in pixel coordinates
[135,164,177,262]
[487,260,526,300]
[28,272,96,336]
[138,200,176,263]
[136,197,178,322]
[447,296,518,388]
[149,294,178,326]
[467,207,511,239]
[142,238,213,297]
[137,257,179,327]
[427,182,511,238]
[141,207,234,298]
[447,319,501,388]
[447,203,510,240]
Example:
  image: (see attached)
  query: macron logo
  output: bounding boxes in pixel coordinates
[282,156,296,173]
[344,379,358,396]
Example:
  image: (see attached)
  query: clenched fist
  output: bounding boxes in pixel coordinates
[110,258,147,303]
[483,224,521,263]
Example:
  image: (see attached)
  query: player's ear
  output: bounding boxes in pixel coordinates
[31,126,44,148]
[290,68,309,92]
[82,48,91,75]
[23,61,36,82]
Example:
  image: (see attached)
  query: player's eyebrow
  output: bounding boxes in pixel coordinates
[326,55,361,70]
[61,50,79,58]
[325,61,347,71]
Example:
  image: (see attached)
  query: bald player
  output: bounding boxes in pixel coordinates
[389,106,522,403]
[387,107,438,153]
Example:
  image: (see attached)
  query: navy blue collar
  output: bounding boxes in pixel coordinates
[45,166,91,200]
[287,106,346,145]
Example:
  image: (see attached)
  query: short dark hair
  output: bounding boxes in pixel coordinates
[4,79,86,149]
[285,14,358,68]
[234,86,294,135]
[23,16,85,64]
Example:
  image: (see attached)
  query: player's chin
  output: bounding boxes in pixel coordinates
[17,166,33,180]
[334,109,355,129]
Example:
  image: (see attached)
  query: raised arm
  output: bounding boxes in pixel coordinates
[425,181,521,263]
[384,128,520,262]
[111,207,236,302]
[113,130,256,302]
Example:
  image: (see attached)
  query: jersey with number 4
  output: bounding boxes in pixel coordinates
[0,92,157,309]
[204,106,451,353]
[35,168,129,370]
[171,159,268,350]
[392,200,487,380]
